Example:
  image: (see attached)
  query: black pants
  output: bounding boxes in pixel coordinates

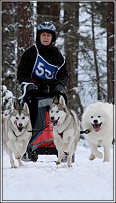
[26,98,39,128]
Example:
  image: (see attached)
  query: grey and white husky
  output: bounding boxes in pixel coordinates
[2,102,32,168]
[49,95,80,167]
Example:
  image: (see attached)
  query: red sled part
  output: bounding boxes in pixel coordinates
[32,111,55,148]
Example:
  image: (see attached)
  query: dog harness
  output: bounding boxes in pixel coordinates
[58,132,63,138]
[56,113,72,139]
[32,44,65,80]
[80,129,91,134]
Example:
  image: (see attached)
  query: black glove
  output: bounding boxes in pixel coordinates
[18,82,38,104]
[54,83,65,92]
[21,82,38,93]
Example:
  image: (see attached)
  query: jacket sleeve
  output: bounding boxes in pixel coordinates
[56,49,69,87]
[17,46,37,84]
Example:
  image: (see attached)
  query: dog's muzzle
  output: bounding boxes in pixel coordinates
[17,123,24,131]
[50,117,60,126]
[92,120,102,132]
[14,120,24,131]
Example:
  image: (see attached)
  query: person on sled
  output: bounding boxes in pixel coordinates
[17,22,69,162]
[17,21,69,128]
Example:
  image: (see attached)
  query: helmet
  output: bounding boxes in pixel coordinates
[37,22,56,43]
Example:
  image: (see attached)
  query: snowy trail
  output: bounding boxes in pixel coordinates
[1,142,115,202]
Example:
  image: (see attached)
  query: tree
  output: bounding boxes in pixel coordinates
[91,2,101,100]
[2,2,34,98]
[37,2,60,33]
[78,2,107,108]
[63,2,83,114]
[107,2,114,104]
[16,2,34,98]
[1,2,110,113]
[2,2,18,95]
[17,2,34,66]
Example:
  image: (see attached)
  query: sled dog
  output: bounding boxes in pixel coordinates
[81,101,114,162]
[2,102,32,168]
[49,95,80,167]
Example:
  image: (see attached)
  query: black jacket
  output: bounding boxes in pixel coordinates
[17,43,69,88]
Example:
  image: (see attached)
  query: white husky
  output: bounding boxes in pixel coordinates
[82,101,114,162]
[49,95,80,167]
[2,102,32,168]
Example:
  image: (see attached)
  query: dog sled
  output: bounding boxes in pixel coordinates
[18,82,75,163]
[27,96,58,162]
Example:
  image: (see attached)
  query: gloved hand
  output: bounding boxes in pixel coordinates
[21,82,38,92]
[54,83,65,92]
[18,82,38,104]
[53,83,67,104]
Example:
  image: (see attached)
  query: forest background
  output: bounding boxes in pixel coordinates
[1,1,115,116]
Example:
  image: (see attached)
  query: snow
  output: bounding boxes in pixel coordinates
[1,140,115,202]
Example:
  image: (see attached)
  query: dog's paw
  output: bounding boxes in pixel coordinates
[56,161,61,165]
[103,156,110,162]
[67,163,72,167]
[89,154,95,161]
[11,165,17,169]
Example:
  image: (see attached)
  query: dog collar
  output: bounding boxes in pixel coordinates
[12,129,26,138]
[12,130,19,138]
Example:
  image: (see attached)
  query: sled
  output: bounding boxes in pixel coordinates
[19,82,75,163]
[26,96,58,162]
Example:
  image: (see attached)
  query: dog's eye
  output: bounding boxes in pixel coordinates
[22,117,25,119]
[51,110,53,113]
[98,116,101,118]
[91,116,93,118]
[56,110,59,113]
[16,117,19,120]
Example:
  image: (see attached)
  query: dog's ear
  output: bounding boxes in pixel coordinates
[53,96,59,104]
[14,101,20,109]
[59,95,66,108]
[23,103,30,114]
[13,100,24,110]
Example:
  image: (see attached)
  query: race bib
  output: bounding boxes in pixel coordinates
[32,54,58,80]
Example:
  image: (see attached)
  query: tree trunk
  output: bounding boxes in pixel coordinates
[37,2,60,24]
[91,2,101,100]
[63,2,83,114]
[17,2,34,66]
[107,2,114,104]
[2,2,17,94]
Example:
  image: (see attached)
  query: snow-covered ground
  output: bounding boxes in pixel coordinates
[1,140,115,202]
